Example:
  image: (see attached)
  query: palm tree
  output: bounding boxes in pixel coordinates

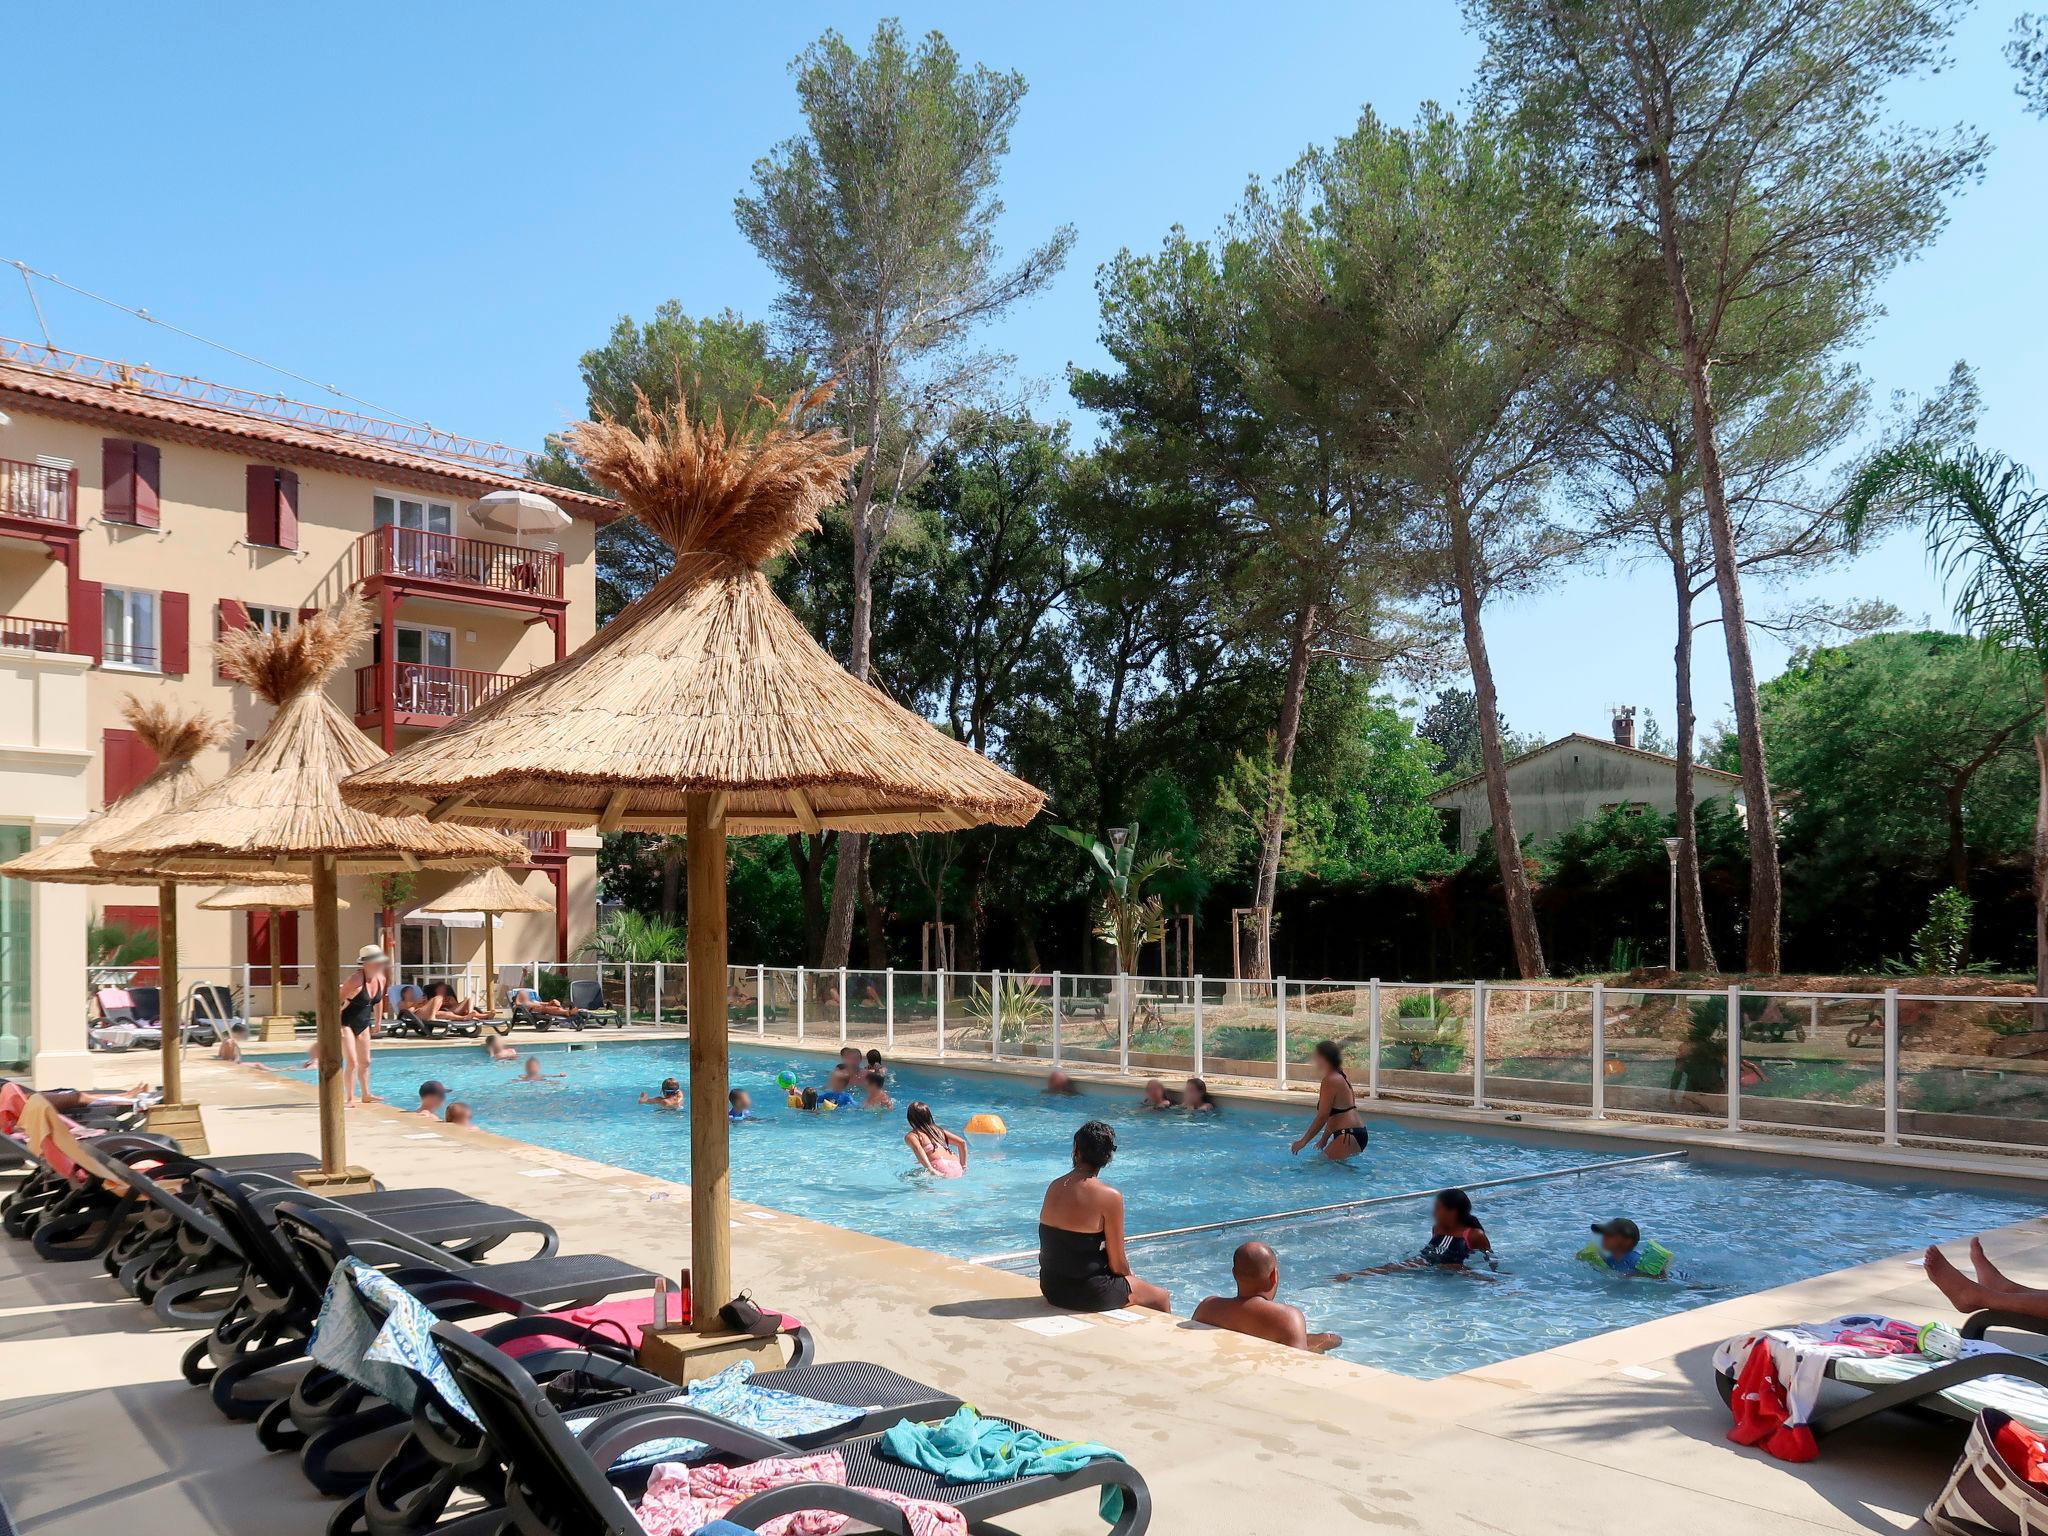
[1049,823,1179,976]
[1846,444,2048,987]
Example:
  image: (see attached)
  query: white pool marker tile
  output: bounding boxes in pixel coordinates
[519,1167,566,1178]
[1617,1364,1665,1382]
[744,1211,778,1221]
[1011,1315,1093,1338]
[402,1133,445,1141]
[1098,1308,1146,1322]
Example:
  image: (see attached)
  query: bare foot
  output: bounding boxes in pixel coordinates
[361,1094,385,1105]
[1926,1245,1995,1312]
[1970,1237,2012,1291]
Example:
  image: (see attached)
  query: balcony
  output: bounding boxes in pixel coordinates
[354,661,518,730]
[356,525,563,605]
[519,827,566,860]
[0,457,78,541]
[0,617,73,655]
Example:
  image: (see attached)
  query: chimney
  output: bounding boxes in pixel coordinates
[1611,705,1637,749]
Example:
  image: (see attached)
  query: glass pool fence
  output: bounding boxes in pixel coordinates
[88,959,2048,1156]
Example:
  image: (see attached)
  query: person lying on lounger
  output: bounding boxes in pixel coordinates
[508,986,580,1020]
[418,982,485,1021]
[1926,1237,2048,1319]
[1195,1241,1341,1354]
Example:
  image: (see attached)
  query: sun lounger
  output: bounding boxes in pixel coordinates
[508,991,584,1032]
[1713,1311,2048,1445]
[569,979,624,1028]
[430,1323,1152,1536]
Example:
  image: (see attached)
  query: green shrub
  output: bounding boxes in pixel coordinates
[1671,996,1728,1095]
[1396,992,1441,1019]
[1909,888,1972,975]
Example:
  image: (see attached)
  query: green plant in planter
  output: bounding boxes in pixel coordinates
[964,972,1050,1035]
[1396,993,1442,1020]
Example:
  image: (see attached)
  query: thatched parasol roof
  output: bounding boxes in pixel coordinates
[91,600,527,879]
[338,384,1045,835]
[1,696,236,885]
[414,865,550,916]
[198,882,346,911]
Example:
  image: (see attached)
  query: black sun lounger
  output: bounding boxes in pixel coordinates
[431,1323,1152,1536]
[1713,1310,2048,1442]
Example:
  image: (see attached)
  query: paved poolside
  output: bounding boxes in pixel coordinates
[4,1047,2045,1535]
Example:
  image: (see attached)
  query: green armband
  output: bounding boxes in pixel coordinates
[1635,1241,1673,1278]
[1575,1242,1605,1268]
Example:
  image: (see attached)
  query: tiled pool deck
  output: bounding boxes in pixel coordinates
[4,1038,2045,1535]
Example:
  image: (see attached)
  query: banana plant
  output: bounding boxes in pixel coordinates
[1050,822,1179,976]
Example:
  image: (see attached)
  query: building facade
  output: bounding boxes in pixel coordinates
[0,344,612,1081]
[1428,712,1746,858]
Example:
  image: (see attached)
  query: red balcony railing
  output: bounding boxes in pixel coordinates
[355,661,518,726]
[520,828,566,859]
[357,525,562,600]
[0,458,76,526]
[0,617,71,654]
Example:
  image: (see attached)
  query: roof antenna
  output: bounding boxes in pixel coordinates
[10,261,54,353]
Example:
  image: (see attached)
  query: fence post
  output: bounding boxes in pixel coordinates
[796,965,806,1044]
[885,968,895,1048]
[1193,974,1205,1079]
[1367,978,1381,1101]
[1590,982,1606,1119]
[991,969,1002,1060]
[838,967,847,1044]
[653,961,663,1025]
[755,964,765,1038]
[241,959,253,1025]
[1275,977,1289,1087]
[1051,971,1063,1067]
[1472,980,1487,1110]
[530,960,540,995]
[1883,986,1900,1146]
[624,962,634,1027]
[1726,983,1742,1133]
[1117,973,1130,1074]
[936,968,947,1060]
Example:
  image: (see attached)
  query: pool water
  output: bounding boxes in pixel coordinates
[290,1040,2041,1378]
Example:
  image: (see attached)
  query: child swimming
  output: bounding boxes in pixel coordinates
[904,1101,968,1177]
[517,1056,564,1083]
[861,1070,894,1110]
[1576,1216,1674,1279]
[639,1077,683,1110]
[728,1088,753,1121]
[1335,1188,1495,1280]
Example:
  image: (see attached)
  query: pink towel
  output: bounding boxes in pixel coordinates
[633,1450,966,1536]
[498,1294,803,1360]
[0,1081,27,1134]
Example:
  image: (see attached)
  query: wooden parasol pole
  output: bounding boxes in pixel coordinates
[157,878,182,1107]
[267,905,284,1020]
[484,912,496,1014]
[311,854,346,1176]
[685,791,730,1329]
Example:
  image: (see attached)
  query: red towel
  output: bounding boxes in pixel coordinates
[1726,1340,1817,1462]
[1996,1418,2048,1488]
[498,1291,803,1360]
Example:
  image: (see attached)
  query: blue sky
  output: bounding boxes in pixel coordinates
[6,2,2040,741]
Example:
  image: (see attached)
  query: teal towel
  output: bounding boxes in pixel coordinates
[880,1405,1128,1523]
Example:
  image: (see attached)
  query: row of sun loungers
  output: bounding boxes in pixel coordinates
[0,1079,1152,1536]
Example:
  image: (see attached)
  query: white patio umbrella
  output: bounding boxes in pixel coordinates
[469,489,569,540]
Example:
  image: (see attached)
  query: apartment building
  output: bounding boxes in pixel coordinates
[0,342,612,1080]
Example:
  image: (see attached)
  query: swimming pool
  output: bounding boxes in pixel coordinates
[291,1040,2042,1378]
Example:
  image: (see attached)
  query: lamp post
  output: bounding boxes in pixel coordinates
[1662,836,1682,972]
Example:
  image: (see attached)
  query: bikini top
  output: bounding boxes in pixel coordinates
[1327,1071,1358,1116]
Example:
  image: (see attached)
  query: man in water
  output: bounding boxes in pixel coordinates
[1577,1216,1674,1278]
[1194,1242,1341,1354]
[413,1080,447,1118]
[640,1077,683,1110]
[1045,1069,1080,1096]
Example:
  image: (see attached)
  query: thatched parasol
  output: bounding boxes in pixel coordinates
[198,882,348,1026]
[413,865,550,1013]
[341,383,1044,1325]
[92,600,526,1188]
[0,696,244,1145]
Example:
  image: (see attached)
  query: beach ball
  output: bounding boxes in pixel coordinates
[1603,1056,1627,1078]
[965,1113,1007,1135]
[776,1070,798,1090]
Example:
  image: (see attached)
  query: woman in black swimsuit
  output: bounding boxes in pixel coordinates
[337,944,389,1106]
[1291,1040,1368,1162]
[1036,1121,1171,1313]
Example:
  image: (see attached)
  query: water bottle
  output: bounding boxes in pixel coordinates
[1918,1322,1965,1360]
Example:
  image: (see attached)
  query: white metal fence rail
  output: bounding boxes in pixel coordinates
[81,960,2048,1155]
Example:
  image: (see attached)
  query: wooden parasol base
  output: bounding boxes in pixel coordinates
[257,1015,299,1044]
[144,1100,208,1154]
[292,1165,377,1195]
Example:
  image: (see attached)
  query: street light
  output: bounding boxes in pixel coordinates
[1662,837,1682,972]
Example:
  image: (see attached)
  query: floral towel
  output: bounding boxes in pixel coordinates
[632,1449,965,1536]
[309,1258,478,1425]
[567,1361,862,1470]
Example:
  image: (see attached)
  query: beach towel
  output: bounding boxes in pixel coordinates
[498,1294,802,1361]
[564,1360,861,1470]
[632,1449,965,1536]
[14,1096,88,1179]
[879,1405,1129,1522]
[309,1258,478,1424]
[0,1081,26,1134]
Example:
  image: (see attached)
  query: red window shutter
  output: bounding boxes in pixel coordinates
[104,905,162,939]
[248,908,301,987]
[276,469,299,549]
[133,443,161,528]
[102,727,160,804]
[216,599,251,681]
[160,590,190,675]
[280,910,300,973]
[68,574,103,663]
[247,909,270,978]
[245,465,277,546]
[101,439,137,523]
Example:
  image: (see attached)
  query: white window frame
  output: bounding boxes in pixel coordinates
[393,623,456,670]
[372,492,456,536]
[101,585,161,673]
[245,604,294,635]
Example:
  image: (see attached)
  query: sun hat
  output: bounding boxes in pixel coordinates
[356,943,389,964]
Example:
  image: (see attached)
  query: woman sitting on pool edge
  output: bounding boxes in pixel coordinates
[1037,1121,1170,1314]
[1291,1040,1367,1161]
[1336,1187,1494,1280]
[904,1101,967,1176]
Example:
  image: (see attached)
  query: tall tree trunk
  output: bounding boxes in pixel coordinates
[860,853,889,970]
[659,842,683,926]
[1449,495,1546,978]
[1647,160,1782,972]
[1249,604,1318,979]
[1946,783,1971,895]
[787,832,832,966]
[1668,512,1716,973]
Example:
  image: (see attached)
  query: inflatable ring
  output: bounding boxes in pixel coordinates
[964,1113,1007,1135]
